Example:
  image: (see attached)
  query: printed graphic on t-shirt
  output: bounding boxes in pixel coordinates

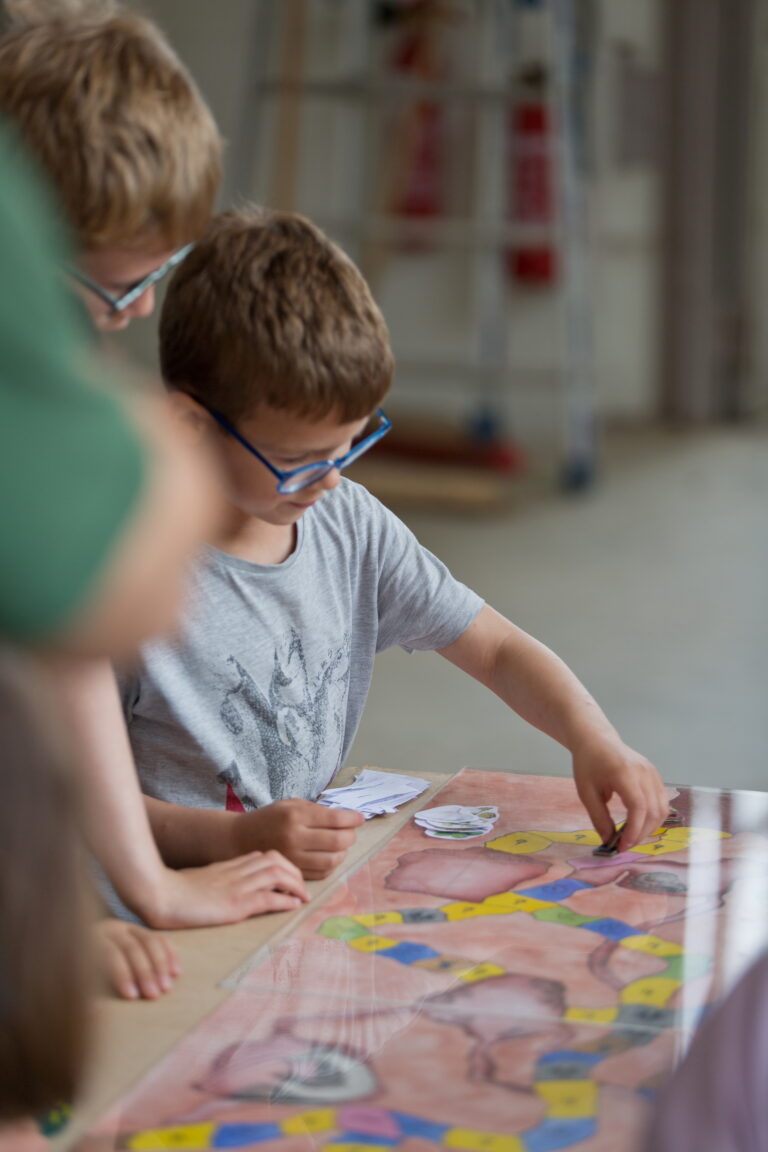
[218,627,351,805]
[218,761,256,812]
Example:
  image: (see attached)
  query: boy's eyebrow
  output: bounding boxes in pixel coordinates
[244,416,371,458]
[256,431,365,458]
[271,441,347,459]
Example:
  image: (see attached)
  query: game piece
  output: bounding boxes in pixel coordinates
[592,822,625,856]
[414,804,500,840]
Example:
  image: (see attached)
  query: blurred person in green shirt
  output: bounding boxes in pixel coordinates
[0,125,307,1150]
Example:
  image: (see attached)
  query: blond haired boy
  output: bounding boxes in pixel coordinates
[0,2,307,996]
[0,0,220,331]
[104,206,668,894]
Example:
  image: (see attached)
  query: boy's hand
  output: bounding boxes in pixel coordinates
[230,799,365,880]
[146,850,310,930]
[572,736,669,852]
[95,918,181,1001]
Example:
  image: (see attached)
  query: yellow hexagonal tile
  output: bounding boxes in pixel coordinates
[354,910,404,927]
[458,962,507,983]
[545,830,602,846]
[347,933,400,952]
[485,831,552,854]
[565,1005,618,1023]
[619,934,684,958]
[621,977,682,1007]
[442,902,492,920]
[535,1079,598,1118]
[444,1126,525,1152]
[480,893,551,914]
[281,1109,337,1134]
[126,1124,215,1150]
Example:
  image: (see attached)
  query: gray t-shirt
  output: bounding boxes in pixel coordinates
[119,479,483,812]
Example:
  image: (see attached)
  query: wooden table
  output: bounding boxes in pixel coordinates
[57,770,448,1150]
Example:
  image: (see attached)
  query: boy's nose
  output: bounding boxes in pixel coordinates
[302,467,341,501]
[320,467,341,492]
[126,284,156,320]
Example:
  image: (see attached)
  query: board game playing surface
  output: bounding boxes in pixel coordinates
[75,769,768,1152]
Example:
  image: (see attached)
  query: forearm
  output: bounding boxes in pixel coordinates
[34,656,171,920]
[440,606,620,753]
[494,631,618,752]
[145,795,242,868]
[442,606,667,849]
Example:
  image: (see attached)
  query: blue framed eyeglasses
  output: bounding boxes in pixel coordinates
[68,243,194,314]
[203,405,392,494]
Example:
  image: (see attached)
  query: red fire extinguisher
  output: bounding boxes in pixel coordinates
[384,0,448,228]
[507,65,557,286]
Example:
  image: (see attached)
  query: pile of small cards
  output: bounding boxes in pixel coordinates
[318,768,431,819]
[414,804,500,840]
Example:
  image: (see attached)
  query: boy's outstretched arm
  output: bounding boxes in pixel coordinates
[43,659,309,928]
[146,796,365,881]
[437,605,668,851]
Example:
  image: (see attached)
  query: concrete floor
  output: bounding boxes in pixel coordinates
[348,425,768,794]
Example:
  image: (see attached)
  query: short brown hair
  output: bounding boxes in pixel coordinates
[0,651,92,1120]
[0,0,221,249]
[160,208,394,422]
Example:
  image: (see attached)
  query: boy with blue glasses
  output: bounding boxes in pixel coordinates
[106,206,668,893]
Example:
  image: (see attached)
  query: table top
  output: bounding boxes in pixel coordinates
[62,770,768,1152]
[57,769,448,1150]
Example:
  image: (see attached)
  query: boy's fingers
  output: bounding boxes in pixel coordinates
[105,944,140,1000]
[238,854,310,900]
[297,827,358,853]
[653,786,672,831]
[612,784,644,848]
[234,848,305,885]
[141,931,179,991]
[299,850,347,880]
[617,809,645,852]
[644,784,671,841]
[165,935,183,978]
[576,784,615,845]
[229,884,304,919]
[310,806,365,828]
[247,891,310,916]
[122,935,162,999]
[616,774,664,849]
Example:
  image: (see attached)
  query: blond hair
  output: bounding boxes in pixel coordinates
[0,0,222,249]
[160,208,394,422]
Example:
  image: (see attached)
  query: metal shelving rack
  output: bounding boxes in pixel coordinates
[230,0,596,492]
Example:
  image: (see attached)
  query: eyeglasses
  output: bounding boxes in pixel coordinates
[203,405,392,494]
[67,243,194,314]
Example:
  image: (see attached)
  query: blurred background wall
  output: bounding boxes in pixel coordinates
[120,0,768,793]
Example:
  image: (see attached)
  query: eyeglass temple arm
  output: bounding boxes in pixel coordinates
[112,243,196,313]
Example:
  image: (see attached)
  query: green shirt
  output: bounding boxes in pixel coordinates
[0,126,145,642]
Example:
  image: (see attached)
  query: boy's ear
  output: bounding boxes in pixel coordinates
[166,390,210,443]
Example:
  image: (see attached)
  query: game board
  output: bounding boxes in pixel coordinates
[75,770,768,1152]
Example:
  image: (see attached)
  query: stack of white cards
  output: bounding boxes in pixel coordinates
[414,804,500,840]
[318,768,431,819]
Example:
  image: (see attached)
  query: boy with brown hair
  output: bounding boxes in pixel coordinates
[109,205,668,893]
[0,0,308,994]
